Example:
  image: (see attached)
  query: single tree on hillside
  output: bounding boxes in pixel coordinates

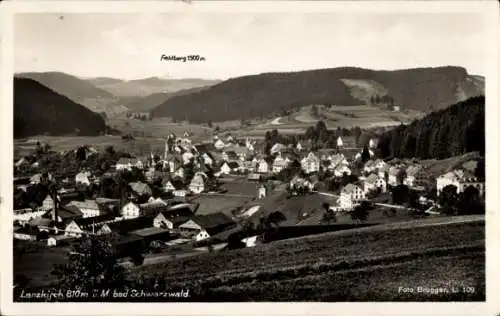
[52,234,128,298]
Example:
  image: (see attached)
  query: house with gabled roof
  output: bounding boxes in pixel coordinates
[363,173,387,194]
[222,150,239,162]
[403,164,423,187]
[64,213,116,238]
[179,212,236,241]
[333,164,352,178]
[98,216,153,235]
[272,154,288,173]
[162,178,184,193]
[129,181,153,197]
[436,169,484,197]
[256,158,269,174]
[75,171,91,186]
[189,174,206,194]
[339,184,365,210]
[66,199,102,218]
[301,152,320,174]
[214,139,225,150]
[153,204,196,230]
[388,166,402,186]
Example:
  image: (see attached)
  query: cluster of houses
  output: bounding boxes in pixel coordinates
[13,132,485,249]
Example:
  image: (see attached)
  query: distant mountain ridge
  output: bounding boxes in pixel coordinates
[14,78,106,138]
[150,66,484,123]
[122,86,213,112]
[16,72,128,116]
[88,76,222,97]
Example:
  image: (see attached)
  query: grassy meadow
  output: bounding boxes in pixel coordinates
[130,216,485,301]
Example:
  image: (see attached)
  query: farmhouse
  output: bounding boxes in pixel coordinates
[43,205,84,225]
[333,164,352,178]
[75,171,91,186]
[388,166,402,186]
[214,139,226,150]
[98,217,153,235]
[256,159,269,174]
[162,178,184,193]
[153,205,195,230]
[189,174,206,194]
[272,154,288,173]
[129,182,153,198]
[64,213,116,238]
[436,169,485,196]
[403,165,423,187]
[179,212,236,241]
[301,152,320,174]
[339,184,365,210]
[130,227,172,244]
[65,199,102,218]
[363,174,387,194]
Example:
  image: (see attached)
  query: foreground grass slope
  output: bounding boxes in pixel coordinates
[131,216,485,301]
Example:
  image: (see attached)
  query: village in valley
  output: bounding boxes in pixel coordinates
[13,117,486,285]
[9,8,490,303]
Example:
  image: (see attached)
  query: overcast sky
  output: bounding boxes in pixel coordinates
[14,12,487,80]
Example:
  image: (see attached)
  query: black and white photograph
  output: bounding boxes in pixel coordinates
[1,0,499,314]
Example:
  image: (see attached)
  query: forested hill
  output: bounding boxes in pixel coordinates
[377,96,485,160]
[14,78,106,138]
[150,66,484,123]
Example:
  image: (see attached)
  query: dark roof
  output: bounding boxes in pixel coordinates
[73,213,116,228]
[58,191,85,204]
[159,206,195,219]
[139,202,170,216]
[14,177,31,185]
[191,212,236,234]
[107,217,153,234]
[227,161,240,169]
[43,205,83,220]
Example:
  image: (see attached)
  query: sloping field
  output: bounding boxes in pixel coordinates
[14,136,168,157]
[132,216,484,301]
[340,78,388,103]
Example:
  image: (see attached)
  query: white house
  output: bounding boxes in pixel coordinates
[120,202,141,219]
[403,165,422,187]
[334,164,352,178]
[214,139,225,150]
[369,138,377,149]
[337,136,344,148]
[256,159,269,174]
[75,171,91,186]
[363,174,387,194]
[202,153,214,166]
[363,160,377,174]
[301,152,320,174]
[174,167,185,179]
[272,154,288,173]
[182,152,194,165]
[220,162,232,175]
[296,142,303,151]
[189,174,205,194]
[339,184,365,210]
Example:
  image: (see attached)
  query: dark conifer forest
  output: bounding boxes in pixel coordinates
[377,96,485,159]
